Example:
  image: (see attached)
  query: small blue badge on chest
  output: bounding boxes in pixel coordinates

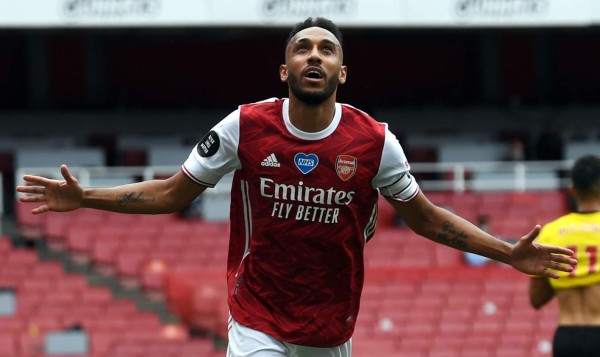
[294,153,319,174]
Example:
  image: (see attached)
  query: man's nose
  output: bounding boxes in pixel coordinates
[307,47,322,62]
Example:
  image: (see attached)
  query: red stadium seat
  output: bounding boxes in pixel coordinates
[450,192,481,211]
[428,347,461,357]
[0,317,22,335]
[14,201,45,235]
[437,321,470,337]
[42,214,71,246]
[434,245,463,266]
[42,290,78,306]
[14,294,42,318]
[0,334,16,356]
[90,331,120,355]
[0,236,12,250]
[141,259,169,295]
[495,346,529,357]
[461,348,494,357]
[114,251,149,289]
[31,261,64,280]
[80,287,113,306]
[138,213,181,226]
[65,227,96,266]
[352,339,400,357]
[479,192,510,210]
[397,335,432,354]
[498,333,533,349]
[425,190,454,207]
[504,319,537,334]
[464,333,499,349]
[18,332,44,356]
[472,319,504,334]
[440,307,475,323]
[7,249,38,266]
[91,240,121,276]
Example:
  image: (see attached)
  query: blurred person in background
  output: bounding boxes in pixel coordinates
[503,138,526,162]
[17,17,576,357]
[463,214,518,267]
[535,122,564,161]
[464,214,493,266]
[530,154,600,357]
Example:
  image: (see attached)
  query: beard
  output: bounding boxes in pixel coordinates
[287,72,339,106]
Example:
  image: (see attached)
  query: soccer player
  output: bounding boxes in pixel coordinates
[18,17,575,357]
[529,154,600,357]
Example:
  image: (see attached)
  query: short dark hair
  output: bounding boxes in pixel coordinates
[286,17,343,50]
[571,154,600,195]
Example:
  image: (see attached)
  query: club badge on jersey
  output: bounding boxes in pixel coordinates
[336,155,357,181]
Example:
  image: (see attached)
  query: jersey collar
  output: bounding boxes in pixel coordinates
[282,98,342,141]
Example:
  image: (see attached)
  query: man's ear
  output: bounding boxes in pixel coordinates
[279,64,288,82]
[338,65,347,84]
[569,186,577,199]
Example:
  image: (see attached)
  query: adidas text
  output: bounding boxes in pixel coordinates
[261,154,281,168]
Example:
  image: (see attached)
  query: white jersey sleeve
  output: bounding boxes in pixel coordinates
[182,109,242,187]
[372,126,420,202]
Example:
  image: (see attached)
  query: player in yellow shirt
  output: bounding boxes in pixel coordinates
[530,154,600,357]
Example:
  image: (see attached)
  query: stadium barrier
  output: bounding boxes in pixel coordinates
[13,160,573,193]
[8,160,574,228]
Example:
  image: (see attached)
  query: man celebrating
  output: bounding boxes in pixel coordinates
[18,17,575,357]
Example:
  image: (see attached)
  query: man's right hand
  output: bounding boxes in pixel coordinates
[16,164,83,214]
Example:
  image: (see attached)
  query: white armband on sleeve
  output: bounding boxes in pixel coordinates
[379,172,420,202]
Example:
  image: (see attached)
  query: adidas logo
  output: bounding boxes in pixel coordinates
[261,153,281,168]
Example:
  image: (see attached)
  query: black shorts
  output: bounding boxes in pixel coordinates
[553,326,600,357]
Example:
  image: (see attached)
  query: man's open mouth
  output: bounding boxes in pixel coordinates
[303,67,324,80]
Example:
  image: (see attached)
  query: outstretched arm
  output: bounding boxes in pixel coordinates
[17,164,207,215]
[386,192,576,278]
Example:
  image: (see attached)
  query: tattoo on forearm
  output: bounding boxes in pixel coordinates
[435,221,468,249]
[116,192,156,206]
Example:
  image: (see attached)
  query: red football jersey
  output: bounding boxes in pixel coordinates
[183,98,418,347]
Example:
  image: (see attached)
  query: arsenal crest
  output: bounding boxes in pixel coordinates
[336,155,357,181]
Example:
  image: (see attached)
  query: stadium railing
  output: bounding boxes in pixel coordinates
[7,160,573,225]
[409,160,572,192]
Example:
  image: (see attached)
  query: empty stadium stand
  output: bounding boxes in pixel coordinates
[6,187,569,356]
[0,235,224,357]
[355,265,559,357]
